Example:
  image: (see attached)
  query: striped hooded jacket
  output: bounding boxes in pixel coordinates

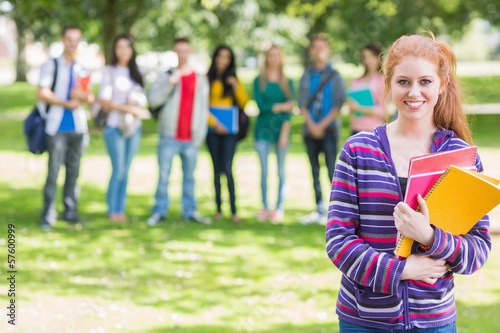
[326,124,491,330]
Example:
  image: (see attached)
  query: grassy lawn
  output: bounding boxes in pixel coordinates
[0,73,499,331]
[1,160,500,332]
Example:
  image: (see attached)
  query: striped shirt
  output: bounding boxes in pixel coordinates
[326,124,491,330]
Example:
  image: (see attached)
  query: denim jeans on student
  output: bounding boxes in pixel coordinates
[339,320,457,333]
[255,140,288,212]
[303,128,338,216]
[206,133,238,215]
[42,132,86,223]
[103,126,141,215]
[152,136,198,218]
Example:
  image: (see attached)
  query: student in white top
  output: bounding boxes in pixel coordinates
[37,24,94,229]
[98,34,147,223]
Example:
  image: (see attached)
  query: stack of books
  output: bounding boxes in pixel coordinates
[394,146,500,258]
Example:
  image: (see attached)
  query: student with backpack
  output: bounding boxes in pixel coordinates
[146,38,211,226]
[206,45,250,224]
[298,33,346,225]
[37,25,94,229]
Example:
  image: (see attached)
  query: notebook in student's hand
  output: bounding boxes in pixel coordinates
[78,75,91,93]
[209,106,239,134]
[395,165,500,258]
[346,87,375,107]
[394,146,478,257]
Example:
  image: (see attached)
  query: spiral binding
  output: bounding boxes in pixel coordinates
[395,167,454,253]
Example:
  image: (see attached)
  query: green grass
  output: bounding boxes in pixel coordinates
[0,82,37,113]
[462,76,500,104]
[2,176,500,331]
[468,113,500,148]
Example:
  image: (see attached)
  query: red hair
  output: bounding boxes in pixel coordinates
[382,33,473,144]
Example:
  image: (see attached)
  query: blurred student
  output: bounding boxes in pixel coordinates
[298,33,345,225]
[206,45,249,224]
[253,45,294,223]
[348,42,387,135]
[38,25,94,229]
[147,38,211,226]
[98,34,147,223]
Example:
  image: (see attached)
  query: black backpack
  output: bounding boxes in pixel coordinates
[24,58,58,154]
[234,97,249,141]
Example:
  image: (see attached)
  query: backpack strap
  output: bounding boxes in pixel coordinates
[306,70,337,110]
[45,58,59,114]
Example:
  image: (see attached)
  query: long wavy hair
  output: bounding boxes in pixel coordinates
[207,45,237,97]
[259,45,291,100]
[382,32,472,144]
[110,34,144,87]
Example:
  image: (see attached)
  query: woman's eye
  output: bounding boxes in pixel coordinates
[398,80,409,85]
[421,79,432,85]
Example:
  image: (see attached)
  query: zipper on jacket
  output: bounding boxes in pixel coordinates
[377,125,411,329]
[404,281,410,329]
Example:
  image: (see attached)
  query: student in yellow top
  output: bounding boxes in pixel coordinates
[206,45,249,224]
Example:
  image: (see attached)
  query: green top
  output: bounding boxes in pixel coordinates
[253,77,294,142]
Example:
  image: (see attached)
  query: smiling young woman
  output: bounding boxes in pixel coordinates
[326,33,490,332]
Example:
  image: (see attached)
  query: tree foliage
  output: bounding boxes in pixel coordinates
[3,0,499,81]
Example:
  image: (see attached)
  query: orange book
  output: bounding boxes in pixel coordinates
[395,147,477,257]
[78,75,91,93]
[395,165,500,257]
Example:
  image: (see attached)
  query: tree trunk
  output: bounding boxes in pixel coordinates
[102,0,119,64]
[14,19,27,82]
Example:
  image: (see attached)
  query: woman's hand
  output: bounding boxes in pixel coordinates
[214,122,228,135]
[126,105,144,117]
[278,133,289,149]
[272,103,282,113]
[226,76,238,90]
[393,194,434,246]
[401,254,448,285]
[347,99,360,112]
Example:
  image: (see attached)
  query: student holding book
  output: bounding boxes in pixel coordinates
[326,33,491,332]
[207,45,250,223]
[253,45,294,223]
[347,42,386,135]
[38,25,94,229]
[98,34,146,223]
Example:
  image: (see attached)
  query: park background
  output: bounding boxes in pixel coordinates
[1,0,500,332]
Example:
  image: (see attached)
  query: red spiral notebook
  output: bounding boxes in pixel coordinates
[394,146,478,257]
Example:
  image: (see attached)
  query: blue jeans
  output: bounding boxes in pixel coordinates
[339,320,457,333]
[153,136,198,218]
[303,128,338,216]
[103,126,141,215]
[255,140,288,211]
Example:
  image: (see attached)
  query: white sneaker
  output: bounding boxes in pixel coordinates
[147,213,164,226]
[187,211,212,225]
[300,211,324,225]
